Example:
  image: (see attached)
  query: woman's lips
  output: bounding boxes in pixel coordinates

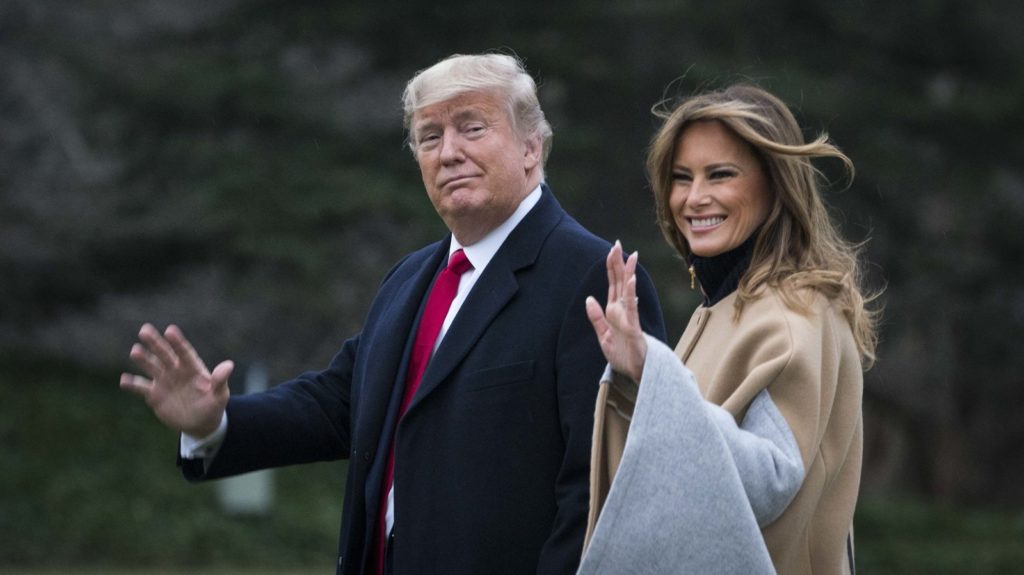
[688,216,726,230]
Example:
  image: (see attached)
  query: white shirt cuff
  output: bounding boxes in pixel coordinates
[179,411,228,460]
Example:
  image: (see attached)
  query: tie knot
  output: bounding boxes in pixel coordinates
[447,249,473,275]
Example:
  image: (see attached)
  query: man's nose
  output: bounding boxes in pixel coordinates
[439,130,464,164]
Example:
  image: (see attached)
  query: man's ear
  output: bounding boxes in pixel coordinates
[523,134,542,171]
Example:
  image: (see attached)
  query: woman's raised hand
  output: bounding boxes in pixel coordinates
[586,241,648,382]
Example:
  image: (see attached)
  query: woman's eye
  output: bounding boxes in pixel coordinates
[672,172,692,183]
[710,170,735,180]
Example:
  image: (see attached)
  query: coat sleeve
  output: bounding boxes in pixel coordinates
[704,389,804,525]
[578,335,775,575]
[180,334,357,481]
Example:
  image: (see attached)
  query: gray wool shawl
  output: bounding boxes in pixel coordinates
[578,335,790,575]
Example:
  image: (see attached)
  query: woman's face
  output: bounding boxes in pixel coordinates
[669,120,772,258]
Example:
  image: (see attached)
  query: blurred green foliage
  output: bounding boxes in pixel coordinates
[0,359,341,571]
[856,497,1024,574]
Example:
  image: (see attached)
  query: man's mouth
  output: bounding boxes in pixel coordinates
[441,174,478,188]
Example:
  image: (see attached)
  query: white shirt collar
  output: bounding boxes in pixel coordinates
[448,184,543,272]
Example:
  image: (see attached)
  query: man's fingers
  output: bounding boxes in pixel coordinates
[138,323,179,371]
[165,325,206,373]
[129,343,163,380]
[119,373,152,399]
[210,360,235,391]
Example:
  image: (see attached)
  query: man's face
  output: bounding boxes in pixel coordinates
[412,90,541,246]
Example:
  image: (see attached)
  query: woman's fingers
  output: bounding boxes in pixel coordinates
[585,296,609,340]
[592,243,647,378]
[625,249,638,278]
[607,241,636,306]
[609,249,639,318]
[605,242,621,304]
[623,277,638,315]
[625,253,639,325]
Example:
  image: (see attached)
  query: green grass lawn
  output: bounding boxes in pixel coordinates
[3,359,1024,574]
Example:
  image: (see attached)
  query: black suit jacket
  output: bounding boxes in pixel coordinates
[184,186,666,574]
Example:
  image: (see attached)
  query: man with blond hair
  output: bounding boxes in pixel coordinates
[122,52,665,575]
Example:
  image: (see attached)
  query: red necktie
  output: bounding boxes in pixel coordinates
[374,249,473,574]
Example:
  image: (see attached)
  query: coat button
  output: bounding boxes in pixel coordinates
[363,451,372,462]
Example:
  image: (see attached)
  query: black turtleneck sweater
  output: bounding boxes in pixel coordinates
[689,233,757,307]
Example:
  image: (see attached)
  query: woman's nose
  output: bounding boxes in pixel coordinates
[687,179,711,206]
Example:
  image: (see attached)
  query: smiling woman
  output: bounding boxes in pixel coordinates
[580,84,882,575]
[669,119,772,259]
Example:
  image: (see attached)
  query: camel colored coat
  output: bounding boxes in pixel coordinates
[584,287,863,575]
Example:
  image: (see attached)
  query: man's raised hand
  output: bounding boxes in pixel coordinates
[120,323,232,438]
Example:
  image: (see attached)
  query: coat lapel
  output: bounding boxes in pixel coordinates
[361,242,448,484]
[364,243,448,416]
[403,186,565,416]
